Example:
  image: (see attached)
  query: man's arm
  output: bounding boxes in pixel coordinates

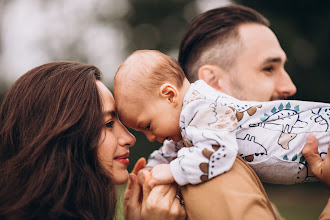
[302,134,330,219]
[181,156,282,220]
[320,197,330,220]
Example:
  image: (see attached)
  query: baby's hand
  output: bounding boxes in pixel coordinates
[302,134,330,189]
[148,164,175,188]
[137,167,152,186]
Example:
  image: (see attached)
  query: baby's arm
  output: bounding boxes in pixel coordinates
[170,134,238,185]
[302,134,330,188]
[146,140,183,167]
[134,140,182,186]
[148,164,175,188]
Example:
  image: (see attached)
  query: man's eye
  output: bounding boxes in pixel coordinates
[105,121,115,128]
[145,124,151,130]
[263,66,274,72]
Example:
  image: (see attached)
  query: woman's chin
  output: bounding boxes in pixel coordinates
[114,170,129,185]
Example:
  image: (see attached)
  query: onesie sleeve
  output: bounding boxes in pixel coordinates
[170,100,239,185]
[146,140,184,167]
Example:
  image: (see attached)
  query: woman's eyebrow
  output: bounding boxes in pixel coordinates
[104,110,117,118]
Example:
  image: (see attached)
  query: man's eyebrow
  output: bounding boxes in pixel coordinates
[262,57,288,65]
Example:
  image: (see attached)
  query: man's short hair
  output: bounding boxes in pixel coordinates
[178,5,270,82]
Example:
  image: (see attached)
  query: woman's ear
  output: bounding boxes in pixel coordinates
[198,65,229,93]
[159,83,178,106]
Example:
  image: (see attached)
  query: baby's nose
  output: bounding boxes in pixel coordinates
[146,132,157,142]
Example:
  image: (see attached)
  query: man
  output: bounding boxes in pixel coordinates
[177,5,329,219]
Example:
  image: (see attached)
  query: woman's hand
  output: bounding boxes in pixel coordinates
[140,170,186,220]
[302,134,330,189]
[124,173,142,220]
[124,158,146,220]
[149,164,175,188]
[124,158,186,220]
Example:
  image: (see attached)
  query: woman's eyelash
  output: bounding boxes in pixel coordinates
[105,121,115,128]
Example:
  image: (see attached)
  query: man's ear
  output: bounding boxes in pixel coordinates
[198,65,229,93]
[159,83,178,106]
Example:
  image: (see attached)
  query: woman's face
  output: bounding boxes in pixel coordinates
[96,81,136,185]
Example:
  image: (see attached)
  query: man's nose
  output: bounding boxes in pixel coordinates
[276,71,297,99]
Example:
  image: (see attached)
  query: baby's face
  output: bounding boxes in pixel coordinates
[116,92,182,143]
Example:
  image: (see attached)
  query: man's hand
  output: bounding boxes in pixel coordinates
[302,134,330,189]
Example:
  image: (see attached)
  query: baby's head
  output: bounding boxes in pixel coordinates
[114,50,190,143]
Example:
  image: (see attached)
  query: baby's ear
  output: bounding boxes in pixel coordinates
[159,83,179,105]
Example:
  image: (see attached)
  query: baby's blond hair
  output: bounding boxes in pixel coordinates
[114,50,186,94]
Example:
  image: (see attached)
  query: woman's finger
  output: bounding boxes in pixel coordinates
[171,193,187,220]
[142,170,152,205]
[132,157,146,175]
[124,173,140,205]
[124,173,141,220]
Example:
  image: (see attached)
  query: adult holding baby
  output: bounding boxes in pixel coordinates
[177,4,330,219]
[123,4,330,220]
[0,62,185,219]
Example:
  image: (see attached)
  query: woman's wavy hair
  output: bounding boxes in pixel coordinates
[0,62,116,219]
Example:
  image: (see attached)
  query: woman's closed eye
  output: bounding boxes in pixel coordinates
[105,121,115,128]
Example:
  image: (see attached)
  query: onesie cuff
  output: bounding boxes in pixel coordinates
[170,159,188,186]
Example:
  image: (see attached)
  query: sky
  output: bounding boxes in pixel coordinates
[0,0,231,86]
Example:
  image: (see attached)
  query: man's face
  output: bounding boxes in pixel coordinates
[221,23,296,101]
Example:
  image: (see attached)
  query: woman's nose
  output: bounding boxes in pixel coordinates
[117,121,136,147]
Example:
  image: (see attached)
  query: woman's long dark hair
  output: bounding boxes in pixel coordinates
[0,62,117,219]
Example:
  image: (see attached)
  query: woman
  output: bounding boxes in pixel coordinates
[0,62,185,219]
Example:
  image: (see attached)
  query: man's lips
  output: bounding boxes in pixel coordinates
[114,153,130,166]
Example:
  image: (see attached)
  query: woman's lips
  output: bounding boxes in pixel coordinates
[114,153,130,166]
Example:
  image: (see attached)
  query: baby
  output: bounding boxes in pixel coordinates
[114,50,330,187]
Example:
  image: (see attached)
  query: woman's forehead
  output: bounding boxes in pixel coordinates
[96,80,115,112]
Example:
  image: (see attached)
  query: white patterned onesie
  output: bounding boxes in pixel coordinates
[147,80,330,185]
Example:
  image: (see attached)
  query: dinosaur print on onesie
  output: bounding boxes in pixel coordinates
[249,102,308,150]
[165,80,330,185]
[310,107,330,131]
[236,134,267,162]
[181,99,239,182]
